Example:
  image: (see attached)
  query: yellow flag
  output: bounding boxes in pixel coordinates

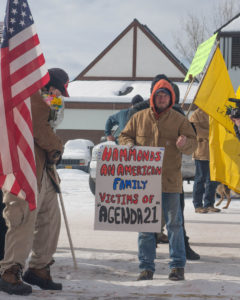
[236,86,240,98]
[209,116,240,192]
[194,48,235,134]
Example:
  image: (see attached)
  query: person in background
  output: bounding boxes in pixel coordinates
[119,78,197,281]
[127,74,200,261]
[190,108,220,213]
[0,68,69,296]
[105,94,144,143]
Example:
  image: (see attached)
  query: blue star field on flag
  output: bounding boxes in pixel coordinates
[1,0,34,48]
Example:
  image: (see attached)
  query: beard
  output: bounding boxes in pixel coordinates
[154,104,169,113]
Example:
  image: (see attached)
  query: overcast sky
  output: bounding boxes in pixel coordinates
[0,0,235,79]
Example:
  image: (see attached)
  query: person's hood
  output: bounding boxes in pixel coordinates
[150,79,175,119]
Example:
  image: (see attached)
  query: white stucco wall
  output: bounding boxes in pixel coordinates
[57,109,121,130]
[85,30,133,77]
[136,28,184,77]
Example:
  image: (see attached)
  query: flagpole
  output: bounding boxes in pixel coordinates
[181,74,194,109]
[185,42,220,118]
[53,166,78,270]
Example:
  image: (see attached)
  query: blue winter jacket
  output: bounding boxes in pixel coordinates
[104,109,130,142]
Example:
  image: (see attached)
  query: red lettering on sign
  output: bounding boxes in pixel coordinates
[102,147,112,161]
[119,148,128,162]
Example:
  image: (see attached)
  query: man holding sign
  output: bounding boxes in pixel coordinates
[119,79,197,281]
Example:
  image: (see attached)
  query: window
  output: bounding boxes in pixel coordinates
[232,37,240,67]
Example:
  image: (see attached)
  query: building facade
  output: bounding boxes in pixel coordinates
[216,13,240,91]
[57,19,189,144]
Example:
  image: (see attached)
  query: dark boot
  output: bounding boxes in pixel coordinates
[184,234,200,260]
[155,232,169,244]
[0,264,32,295]
[22,261,62,290]
[155,232,169,248]
[186,245,200,260]
[168,268,184,281]
[137,270,153,281]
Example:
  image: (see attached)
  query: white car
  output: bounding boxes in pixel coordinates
[88,141,195,195]
[89,141,115,194]
[58,139,94,172]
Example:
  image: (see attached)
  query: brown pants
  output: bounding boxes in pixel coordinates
[0,169,61,273]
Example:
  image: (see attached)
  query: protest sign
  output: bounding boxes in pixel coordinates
[94,144,165,232]
[184,33,217,82]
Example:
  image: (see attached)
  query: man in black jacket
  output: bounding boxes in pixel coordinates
[127,74,200,261]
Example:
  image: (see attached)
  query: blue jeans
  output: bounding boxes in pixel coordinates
[138,193,186,273]
[193,160,218,208]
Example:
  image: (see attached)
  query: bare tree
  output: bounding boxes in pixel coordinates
[173,14,210,64]
[173,0,240,64]
[212,0,240,29]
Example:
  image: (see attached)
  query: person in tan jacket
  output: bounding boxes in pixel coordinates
[0,68,69,296]
[190,108,220,214]
[119,79,197,281]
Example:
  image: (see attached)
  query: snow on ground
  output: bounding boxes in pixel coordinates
[2,169,240,300]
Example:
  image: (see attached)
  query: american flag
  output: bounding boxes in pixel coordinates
[0,0,49,210]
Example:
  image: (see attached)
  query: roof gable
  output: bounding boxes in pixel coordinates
[75,19,187,81]
[215,12,240,35]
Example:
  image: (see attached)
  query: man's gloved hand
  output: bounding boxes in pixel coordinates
[47,150,62,165]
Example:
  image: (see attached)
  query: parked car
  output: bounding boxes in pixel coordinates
[181,154,195,182]
[89,141,115,194]
[88,141,195,195]
[58,139,94,172]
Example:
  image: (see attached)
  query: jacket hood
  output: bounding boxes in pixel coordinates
[150,79,175,118]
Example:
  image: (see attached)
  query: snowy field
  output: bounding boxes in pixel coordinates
[1,169,240,300]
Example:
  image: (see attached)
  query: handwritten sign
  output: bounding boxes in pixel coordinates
[184,33,217,82]
[94,145,165,232]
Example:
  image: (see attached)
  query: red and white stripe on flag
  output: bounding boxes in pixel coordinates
[0,0,50,210]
